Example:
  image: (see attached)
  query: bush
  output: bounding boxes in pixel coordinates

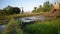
[0,10,6,16]
[4,6,21,15]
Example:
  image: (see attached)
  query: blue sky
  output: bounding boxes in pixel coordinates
[0,0,58,12]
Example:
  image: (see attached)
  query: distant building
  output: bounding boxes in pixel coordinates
[44,3,60,17]
[53,2,60,9]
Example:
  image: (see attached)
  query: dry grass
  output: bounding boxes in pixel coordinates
[0,12,45,19]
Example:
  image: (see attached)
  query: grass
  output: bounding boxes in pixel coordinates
[2,18,23,34]
[0,12,45,19]
[26,24,58,34]
[25,18,60,34]
[0,15,60,34]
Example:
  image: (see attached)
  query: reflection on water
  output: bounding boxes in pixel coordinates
[19,16,45,23]
[0,25,6,33]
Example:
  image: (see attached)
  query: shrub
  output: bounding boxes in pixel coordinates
[4,6,21,15]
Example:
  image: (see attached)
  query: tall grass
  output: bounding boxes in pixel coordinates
[25,18,60,34]
[2,18,23,34]
[1,17,60,34]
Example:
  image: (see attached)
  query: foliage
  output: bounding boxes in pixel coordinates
[2,18,23,34]
[32,7,37,13]
[37,5,44,12]
[32,1,53,13]
[0,6,21,17]
[0,10,6,16]
[43,1,53,12]
[4,6,20,15]
[32,9,37,13]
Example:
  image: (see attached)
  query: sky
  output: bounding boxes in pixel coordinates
[0,0,59,12]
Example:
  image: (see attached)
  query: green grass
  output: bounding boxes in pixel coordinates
[25,18,60,34]
[2,18,23,34]
[0,17,60,34]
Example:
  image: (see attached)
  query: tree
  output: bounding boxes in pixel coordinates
[32,1,53,13]
[43,1,53,12]
[32,7,37,13]
[13,7,20,14]
[37,5,44,12]
[4,6,21,15]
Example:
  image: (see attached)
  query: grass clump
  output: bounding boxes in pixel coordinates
[2,18,23,34]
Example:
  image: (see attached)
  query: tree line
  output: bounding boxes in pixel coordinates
[32,1,53,13]
[0,1,55,16]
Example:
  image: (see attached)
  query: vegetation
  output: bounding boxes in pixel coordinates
[4,12,44,19]
[2,18,23,34]
[0,10,6,16]
[0,0,60,34]
[0,17,59,34]
[43,1,53,12]
[32,1,53,13]
[25,18,59,34]
[0,6,21,17]
[37,5,44,12]
[4,6,21,15]
[32,7,37,13]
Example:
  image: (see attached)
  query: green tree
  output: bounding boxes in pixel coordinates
[4,6,21,15]
[43,1,53,12]
[37,5,44,12]
[32,1,53,13]
[32,7,37,13]
[13,7,20,14]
